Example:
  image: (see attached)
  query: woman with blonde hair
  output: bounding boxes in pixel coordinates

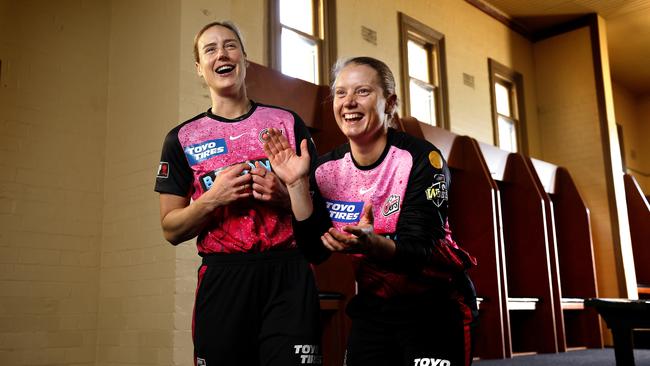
[155,21,322,366]
[265,56,477,366]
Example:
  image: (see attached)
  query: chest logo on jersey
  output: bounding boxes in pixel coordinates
[425,174,448,207]
[325,199,363,223]
[199,159,272,192]
[382,194,401,217]
[184,138,228,165]
[258,128,284,143]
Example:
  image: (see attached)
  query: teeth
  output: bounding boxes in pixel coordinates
[216,65,235,74]
[344,113,363,120]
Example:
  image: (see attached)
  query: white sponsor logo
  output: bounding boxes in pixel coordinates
[413,358,451,366]
[184,139,227,165]
[197,357,206,366]
[359,186,374,195]
[293,344,322,364]
[325,201,363,222]
[229,133,246,140]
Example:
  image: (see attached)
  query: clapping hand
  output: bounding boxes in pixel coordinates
[262,128,310,187]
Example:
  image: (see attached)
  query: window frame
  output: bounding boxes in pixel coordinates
[488,58,528,154]
[268,0,336,85]
[398,12,449,129]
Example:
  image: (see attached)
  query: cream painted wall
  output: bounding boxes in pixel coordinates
[97,1,180,366]
[0,1,109,365]
[334,0,541,157]
[533,25,634,304]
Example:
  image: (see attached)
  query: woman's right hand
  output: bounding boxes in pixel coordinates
[200,163,253,208]
[263,127,310,187]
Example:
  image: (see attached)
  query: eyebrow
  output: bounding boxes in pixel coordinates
[201,39,238,50]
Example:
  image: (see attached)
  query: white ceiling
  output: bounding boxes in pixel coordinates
[479,0,650,94]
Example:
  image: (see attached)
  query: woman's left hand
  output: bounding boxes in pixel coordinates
[321,205,396,260]
[250,161,290,208]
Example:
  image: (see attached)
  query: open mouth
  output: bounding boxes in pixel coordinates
[215,64,235,75]
[343,113,364,122]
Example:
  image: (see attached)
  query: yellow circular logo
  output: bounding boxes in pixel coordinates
[428,151,443,169]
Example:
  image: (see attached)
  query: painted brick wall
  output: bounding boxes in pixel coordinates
[96,0,181,365]
[0,1,110,365]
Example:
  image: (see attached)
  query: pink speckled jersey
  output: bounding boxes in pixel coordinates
[315,146,412,236]
[296,128,475,298]
[155,102,316,254]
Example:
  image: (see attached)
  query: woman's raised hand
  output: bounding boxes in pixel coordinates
[263,128,310,187]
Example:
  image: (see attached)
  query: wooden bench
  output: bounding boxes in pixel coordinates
[585,298,650,366]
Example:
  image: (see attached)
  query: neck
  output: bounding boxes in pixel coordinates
[349,129,388,166]
[209,88,250,119]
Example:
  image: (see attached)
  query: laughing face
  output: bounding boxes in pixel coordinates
[195,25,246,95]
[332,64,389,143]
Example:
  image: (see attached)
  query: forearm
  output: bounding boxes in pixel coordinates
[286,176,314,221]
[364,234,396,261]
[161,196,218,245]
[288,177,332,264]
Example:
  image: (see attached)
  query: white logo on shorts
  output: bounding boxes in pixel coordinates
[413,358,451,366]
[197,357,206,366]
[294,344,322,364]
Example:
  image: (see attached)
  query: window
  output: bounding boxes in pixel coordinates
[268,0,336,85]
[489,59,527,154]
[399,13,449,128]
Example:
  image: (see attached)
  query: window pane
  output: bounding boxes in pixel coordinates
[281,28,319,84]
[407,40,429,82]
[280,0,314,35]
[498,115,518,153]
[409,78,436,126]
[495,82,511,117]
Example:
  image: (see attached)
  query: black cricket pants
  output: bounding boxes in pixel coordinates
[193,249,322,366]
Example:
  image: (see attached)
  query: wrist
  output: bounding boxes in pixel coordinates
[286,176,309,191]
[366,235,396,261]
[194,193,220,213]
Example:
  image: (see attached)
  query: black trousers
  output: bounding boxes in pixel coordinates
[344,285,475,366]
[193,249,322,366]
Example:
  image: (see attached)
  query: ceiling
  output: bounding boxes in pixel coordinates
[476,0,650,95]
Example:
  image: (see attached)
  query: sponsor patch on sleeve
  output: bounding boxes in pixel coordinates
[157,162,169,178]
[425,174,448,207]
